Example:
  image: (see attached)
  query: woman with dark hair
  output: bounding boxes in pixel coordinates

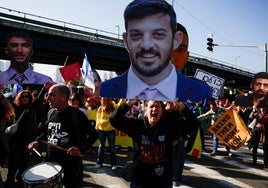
[13,89,34,106]
[0,92,15,187]
[109,99,197,188]
[69,92,88,118]
[5,89,40,187]
[0,92,15,125]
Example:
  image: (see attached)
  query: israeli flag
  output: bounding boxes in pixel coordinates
[82,54,95,93]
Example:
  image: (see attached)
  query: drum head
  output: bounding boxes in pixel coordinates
[23,162,62,183]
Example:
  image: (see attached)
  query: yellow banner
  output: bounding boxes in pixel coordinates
[208,109,251,150]
[87,109,133,147]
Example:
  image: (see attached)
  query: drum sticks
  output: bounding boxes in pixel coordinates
[41,140,68,152]
[41,140,82,157]
[33,148,42,157]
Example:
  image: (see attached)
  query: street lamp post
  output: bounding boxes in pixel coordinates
[115,25,120,39]
[232,56,240,67]
[264,43,268,72]
[212,43,268,72]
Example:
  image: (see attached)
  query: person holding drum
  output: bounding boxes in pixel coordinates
[28,83,98,188]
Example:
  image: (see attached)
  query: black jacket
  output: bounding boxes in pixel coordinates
[110,103,198,188]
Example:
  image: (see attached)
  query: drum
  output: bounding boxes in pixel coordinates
[22,162,64,188]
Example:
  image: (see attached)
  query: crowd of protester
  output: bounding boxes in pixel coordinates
[1,81,267,187]
[0,33,267,186]
[0,29,267,187]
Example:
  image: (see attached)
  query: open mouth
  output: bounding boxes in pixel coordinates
[151,113,158,118]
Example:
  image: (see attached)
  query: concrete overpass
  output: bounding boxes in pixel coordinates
[0,10,130,73]
[0,8,254,97]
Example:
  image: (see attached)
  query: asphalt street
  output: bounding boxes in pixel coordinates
[1,134,268,188]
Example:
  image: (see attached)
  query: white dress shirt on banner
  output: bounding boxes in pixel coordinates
[0,67,53,84]
[126,64,177,101]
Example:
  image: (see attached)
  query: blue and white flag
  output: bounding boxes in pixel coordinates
[82,54,95,93]
[12,84,23,98]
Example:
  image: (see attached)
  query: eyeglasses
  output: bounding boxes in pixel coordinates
[21,95,30,99]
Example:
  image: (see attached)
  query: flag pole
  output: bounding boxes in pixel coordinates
[63,56,69,66]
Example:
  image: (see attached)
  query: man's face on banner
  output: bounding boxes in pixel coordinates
[252,78,268,99]
[5,37,32,65]
[123,13,174,77]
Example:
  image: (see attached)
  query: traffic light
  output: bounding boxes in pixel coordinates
[207,38,213,52]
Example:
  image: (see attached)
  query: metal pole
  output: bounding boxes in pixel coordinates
[213,43,268,72]
[264,43,267,72]
[233,56,240,67]
[116,25,120,39]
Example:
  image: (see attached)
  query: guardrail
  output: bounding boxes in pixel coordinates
[190,52,255,76]
[0,7,124,48]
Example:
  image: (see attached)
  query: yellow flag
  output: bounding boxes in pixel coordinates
[186,127,202,158]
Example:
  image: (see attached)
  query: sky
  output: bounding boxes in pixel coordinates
[1,0,268,76]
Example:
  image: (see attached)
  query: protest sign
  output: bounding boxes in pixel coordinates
[208,109,251,150]
[59,62,82,83]
[194,69,224,99]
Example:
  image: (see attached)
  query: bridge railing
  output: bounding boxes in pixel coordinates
[190,52,255,76]
[0,6,124,47]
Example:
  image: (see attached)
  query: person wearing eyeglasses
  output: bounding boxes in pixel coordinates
[69,92,88,118]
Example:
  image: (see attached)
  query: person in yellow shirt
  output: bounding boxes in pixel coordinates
[95,98,123,170]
